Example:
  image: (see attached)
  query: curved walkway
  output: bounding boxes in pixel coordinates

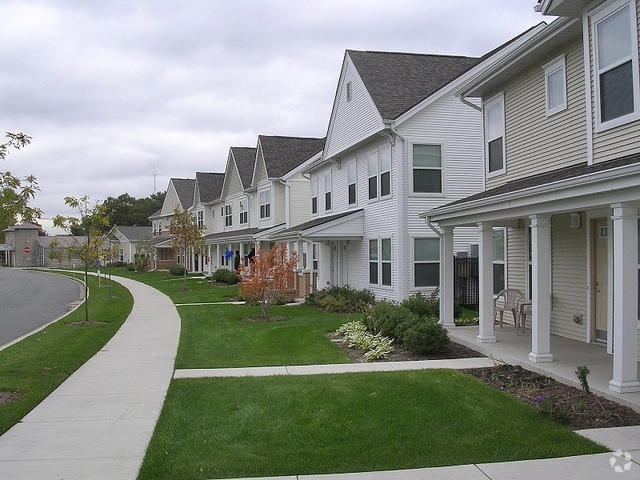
[0,275,181,480]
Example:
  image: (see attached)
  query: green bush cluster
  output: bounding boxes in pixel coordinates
[336,320,394,361]
[305,286,375,313]
[210,268,240,285]
[168,265,186,276]
[364,294,449,355]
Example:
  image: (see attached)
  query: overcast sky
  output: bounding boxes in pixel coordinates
[1,0,547,233]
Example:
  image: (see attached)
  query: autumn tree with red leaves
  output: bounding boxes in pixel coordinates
[238,243,298,319]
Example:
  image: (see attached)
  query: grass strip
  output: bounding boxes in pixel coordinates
[139,370,607,479]
[176,303,352,368]
[0,274,133,435]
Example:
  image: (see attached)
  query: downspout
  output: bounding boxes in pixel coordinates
[390,124,407,300]
[280,179,290,228]
[457,93,482,112]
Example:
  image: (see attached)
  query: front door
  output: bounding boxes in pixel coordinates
[592,218,608,342]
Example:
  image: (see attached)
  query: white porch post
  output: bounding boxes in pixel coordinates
[609,203,640,393]
[529,214,553,363]
[440,226,455,327]
[216,244,221,270]
[207,244,212,274]
[477,222,496,343]
[296,239,304,270]
[306,240,314,294]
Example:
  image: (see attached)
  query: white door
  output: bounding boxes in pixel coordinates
[592,218,608,342]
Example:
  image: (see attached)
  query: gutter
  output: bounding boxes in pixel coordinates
[458,94,481,112]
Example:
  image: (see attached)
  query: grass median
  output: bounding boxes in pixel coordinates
[0,273,133,436]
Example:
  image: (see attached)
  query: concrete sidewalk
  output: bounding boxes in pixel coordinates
[0,275,181,480]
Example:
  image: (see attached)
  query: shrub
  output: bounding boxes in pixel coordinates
[336,320,394,361]
[168,265,186,276]
[211,268,240,285]
[402,317,450,355]
[364,300,419,340]
[306,286,375,313]
[125,263,135,271]
[401,291,439,318]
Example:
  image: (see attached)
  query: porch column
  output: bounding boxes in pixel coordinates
[529,214,553,363]
[296,239,304,270]
[207,244,212,274]
[477,222,496,343]
[440,226,455,327]
[216,244,221,270]
[609,204,640,393]
[306,240,315,294]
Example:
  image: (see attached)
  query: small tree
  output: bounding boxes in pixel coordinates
[134,240,155,272]
[53,196,110,323]
[169,208,204,290]
[238,243,298,319]
[47,238,65,268]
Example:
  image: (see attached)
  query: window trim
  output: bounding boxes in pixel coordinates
[410,142,445,196]
[367,145,392,202]
[239,198,248,225]
[543,55,568,116]
[196,210,204,229]
[591,0,640,132]
[493,228,506,295]
[368,237,393,288]
[259,188,271,220]
[224,203,232,227]
[311,176,318,215]
[324,171,332,212]
[484,92,506,178]
[413,237,440,288]
[347,160,357,206]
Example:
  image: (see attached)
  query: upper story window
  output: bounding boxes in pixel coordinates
[412,144,443,193]
[346,81,352,102]
[224,204,232,227]
[259,188,271,219]
[592,0,640,129]
[347,161,357,206]
[368,145,391,200]
[484,93,505,176]
[311,176,318,215]
[324,172,332,211]
[239,199,248,225]
[543,55,567,116]
[197,210,204,229]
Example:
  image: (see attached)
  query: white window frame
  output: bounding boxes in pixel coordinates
[368,237,392,288]
[312,243,318,271]
[591,0,640,131]
[224,203,232,227]
[543,55,567,116]
[367,145,392,202]
[411,142,445,195]
[259,188,271,219]
[413,237,440,288]
[311,176,318,215]
[197,210,204,229]
[324,171,332,212]
[239,198,248,225]
[484,92,506,178]
[347,161,357,206]
[493,228,506,295]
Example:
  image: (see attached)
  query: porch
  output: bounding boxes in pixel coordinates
[448,325,640,413]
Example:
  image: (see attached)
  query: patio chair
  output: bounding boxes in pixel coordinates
[494,288,524,331]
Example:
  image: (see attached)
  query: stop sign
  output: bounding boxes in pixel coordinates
[24,246,31,254]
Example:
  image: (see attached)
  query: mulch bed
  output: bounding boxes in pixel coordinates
[329,333,640,430]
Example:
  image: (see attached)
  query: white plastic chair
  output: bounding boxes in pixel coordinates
[494,288,524,331]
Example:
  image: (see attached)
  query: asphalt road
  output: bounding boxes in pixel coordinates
[0,268,83,348]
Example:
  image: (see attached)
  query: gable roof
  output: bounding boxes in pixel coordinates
[195,172,225,204]
[258,135,325,179]
[170,178,196,210]
[231,147,257,189]
[111,226,152,242]
[346,50,480,120]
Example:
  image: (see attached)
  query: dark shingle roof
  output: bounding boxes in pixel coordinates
[259,135,325,178]
[277,209,364,236]
[347,50,481,120]
[195,172,225,204]
[230,147,257,189]
[441,153,640,209]
[171,178,196,210]
[113,226,152,241]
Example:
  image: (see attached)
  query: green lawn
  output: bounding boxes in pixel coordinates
[176,304,352,368]
[0,274,133,435]
[138,370,607,480]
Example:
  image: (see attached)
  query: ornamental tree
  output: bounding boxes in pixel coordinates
[169,208,204,290]
[238,243,298,319]
[53,196,110,323]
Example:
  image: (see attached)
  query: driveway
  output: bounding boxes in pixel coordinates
[0,268,83,348]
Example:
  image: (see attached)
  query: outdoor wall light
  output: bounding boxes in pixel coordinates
[570,212,581,228]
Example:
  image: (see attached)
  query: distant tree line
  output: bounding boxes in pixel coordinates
[102,192,165,228]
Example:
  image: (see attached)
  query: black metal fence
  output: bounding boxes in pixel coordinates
[454,256,479,309]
